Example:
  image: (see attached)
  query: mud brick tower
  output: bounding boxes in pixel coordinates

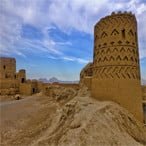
[0,57,16,79]
[0,57,27,95]
[91,11,143,121]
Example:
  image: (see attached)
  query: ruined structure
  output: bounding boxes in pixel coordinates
[80,12,143,122]
[80,62,93,89]
[0,57,79,96]
[19,79,41,95]
[0,57,38,95]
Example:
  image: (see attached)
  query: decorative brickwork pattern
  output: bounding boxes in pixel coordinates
[93,12,140,80]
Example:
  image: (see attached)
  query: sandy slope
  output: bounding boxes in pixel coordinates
[0,88,146,146]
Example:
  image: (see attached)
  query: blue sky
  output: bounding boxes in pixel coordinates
[0,0,146,80]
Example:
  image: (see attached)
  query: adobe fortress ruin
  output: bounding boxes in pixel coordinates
[80,11,143,122]
[0,57,41,95]
[0,57,79,96]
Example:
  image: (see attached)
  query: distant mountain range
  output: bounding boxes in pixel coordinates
[38,77,79,84]
[39,77,146,85]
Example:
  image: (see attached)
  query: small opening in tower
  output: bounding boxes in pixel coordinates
[32,88,35,93]
[143,104,146,123]
[3,65,6,69]
[135,32,137,42]
[21,78,25,83]
[122,29,125,39]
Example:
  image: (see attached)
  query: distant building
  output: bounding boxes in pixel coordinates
[0,57,39,95]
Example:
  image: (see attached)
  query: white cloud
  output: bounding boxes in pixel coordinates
[47,0,108,33]
[0,0,146,59]
[63,56,89,64]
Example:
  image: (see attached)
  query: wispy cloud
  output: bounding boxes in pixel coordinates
[48,55,89,64]
[63,56,89,64]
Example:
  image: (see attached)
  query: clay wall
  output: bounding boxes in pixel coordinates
[0,79,19,89]
[19,80,39,95]
[31,80,39,94]
[19,83,32,95]
[80,62,93,87]
[91,12,143,122]
[0,79,19,95]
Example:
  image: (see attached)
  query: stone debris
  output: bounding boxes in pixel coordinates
[14,94,21,100]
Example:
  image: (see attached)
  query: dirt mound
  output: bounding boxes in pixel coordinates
[44,86,77,103]
[1,87,146,146]
[30,96,146,146]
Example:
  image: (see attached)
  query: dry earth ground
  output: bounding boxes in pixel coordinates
[0,88,146,146]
